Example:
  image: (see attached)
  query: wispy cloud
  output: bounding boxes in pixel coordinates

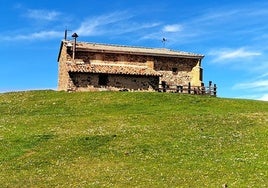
[75,11,133,36]
[25,9,61,21]
[1,11,161,42]
[116,22,161,34]
[257,72,268,79]
[233,76,268,101]
[162,24,182,33]
[140,6,268,46]
[142,10,232,42]
[234,80,268,91]
[233,72,268,101]
[258,94,268,101]
[208,48,261,62]
[144,5,268,47]
[3,30,62,41]
[74,11,162,41]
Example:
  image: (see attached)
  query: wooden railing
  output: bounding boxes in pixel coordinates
[158,81,217,97]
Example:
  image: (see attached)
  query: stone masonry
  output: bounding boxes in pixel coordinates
[57,40,204,92]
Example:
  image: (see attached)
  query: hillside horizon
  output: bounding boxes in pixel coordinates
[1,90,267,187]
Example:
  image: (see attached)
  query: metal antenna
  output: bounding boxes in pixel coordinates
[64,28,72,40]
[162,38,167,48]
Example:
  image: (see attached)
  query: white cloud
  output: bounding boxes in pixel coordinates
[75,11,133,36]
[256,72,268,80]
[3,30,62,41]
[26,9,61,21]
[1,11,161,42]
[162,24,182,32]
[74,11,162,38]
[232,73,268,101]
[209,48,261,62]
[258,94,268,101]
[104,21,161,36]
[234,80,268,91]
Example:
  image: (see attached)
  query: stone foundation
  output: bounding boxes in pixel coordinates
[68,73,159,91]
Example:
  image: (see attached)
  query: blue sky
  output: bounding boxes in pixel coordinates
[1,0,268,101]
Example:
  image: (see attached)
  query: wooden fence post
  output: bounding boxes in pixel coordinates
[201,82,205,95]
[209,81,212,95]
[176,86,179,93]
[188,82,191,94]
[162,81,166,92]
[176,85,183,93]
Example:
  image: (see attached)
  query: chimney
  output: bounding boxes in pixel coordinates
[71,33,79,59]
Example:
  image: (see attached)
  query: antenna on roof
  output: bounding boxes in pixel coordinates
[64,28,72,40]
[162,38,167,48]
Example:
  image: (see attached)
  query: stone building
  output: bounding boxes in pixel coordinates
[57,39,204,92]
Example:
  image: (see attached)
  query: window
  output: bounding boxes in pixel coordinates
[98,74,108,86]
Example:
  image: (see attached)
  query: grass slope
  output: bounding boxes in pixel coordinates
[0,90,268,187]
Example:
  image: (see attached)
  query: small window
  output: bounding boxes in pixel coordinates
[172,68,178,73]
[98,74,108,86]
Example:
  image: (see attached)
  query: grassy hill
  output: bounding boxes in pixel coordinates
[0,90,267,187]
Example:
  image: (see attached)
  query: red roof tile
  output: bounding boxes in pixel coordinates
[67,64,161,76]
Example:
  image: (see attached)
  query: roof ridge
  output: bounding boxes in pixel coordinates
[79,41,172,53]
[63,40,204,58]
[77,41,202,55]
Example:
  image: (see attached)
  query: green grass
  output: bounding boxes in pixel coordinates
[0,90,267,187]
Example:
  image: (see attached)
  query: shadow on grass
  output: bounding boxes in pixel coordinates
[69,135,117,157]
[0,133,55,162]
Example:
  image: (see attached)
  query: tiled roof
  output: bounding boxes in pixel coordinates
[63,40,204,59]
[67,63,161,76]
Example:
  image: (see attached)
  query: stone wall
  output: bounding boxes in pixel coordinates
[154,57,200,86]
[68,73,159,91]
[74,51,201,87]
[58,42,203,91]
[58,45,70,91]
[75,51,151,67]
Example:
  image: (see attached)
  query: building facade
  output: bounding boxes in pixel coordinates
[57,40,204,92]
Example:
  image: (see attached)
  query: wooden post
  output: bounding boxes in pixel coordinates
[188,82,191,94]
[209,81,212,96]
[201,82,205,95]
[176,85,183,93]
[162,81,166,92]
[209,81,212,87]
[194,87,197,94]
[213,84,217,97]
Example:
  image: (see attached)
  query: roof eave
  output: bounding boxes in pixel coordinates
[68,70,161,77]
[76,47,204,59]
